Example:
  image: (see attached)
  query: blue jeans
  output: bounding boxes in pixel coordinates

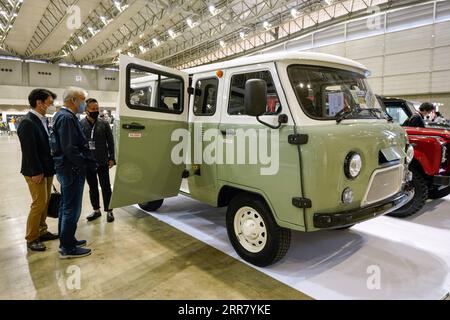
[57,169,85,252]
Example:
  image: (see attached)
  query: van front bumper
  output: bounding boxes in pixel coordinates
[313,189,414,229]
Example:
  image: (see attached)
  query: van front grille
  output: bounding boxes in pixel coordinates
[362,165,403,206]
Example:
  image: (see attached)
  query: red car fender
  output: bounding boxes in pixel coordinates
[407,135,444,176]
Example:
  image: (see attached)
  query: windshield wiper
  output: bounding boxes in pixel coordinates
[336,105,362,124]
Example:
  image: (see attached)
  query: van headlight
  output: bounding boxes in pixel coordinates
[406,144,414,164]
[345,152,362,179]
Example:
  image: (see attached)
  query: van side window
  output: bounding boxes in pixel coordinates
[193,78,218,116]
[127,66,183,114]
[228,71,281,116]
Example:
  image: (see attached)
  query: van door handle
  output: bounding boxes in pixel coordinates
[221,129,235,136]
[122,123,145,130]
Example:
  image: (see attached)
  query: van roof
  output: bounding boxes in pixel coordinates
[183,51,368,74]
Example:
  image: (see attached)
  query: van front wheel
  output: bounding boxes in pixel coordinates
[138,199,164,212]
[226,194,291,267]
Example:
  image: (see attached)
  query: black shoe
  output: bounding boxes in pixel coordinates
[27,240,46,252]
[87,211,101,221]
[59,247,91,259]
[58,240,86,253]
[39,231,59,242]
[106,211,114,223]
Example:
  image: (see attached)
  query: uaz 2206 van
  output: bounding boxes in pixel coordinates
[109,52,413,267]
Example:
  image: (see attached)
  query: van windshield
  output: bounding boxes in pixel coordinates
[287,65,383,121]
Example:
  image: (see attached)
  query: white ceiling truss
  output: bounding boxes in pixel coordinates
[0,0,432,68]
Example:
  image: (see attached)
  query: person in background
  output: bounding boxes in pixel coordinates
[17,89,59,252]
[407,102,434,128]
[80,99,116,223]
[50,87,96,259]
[101,110,111,124]
[433,111,446,125]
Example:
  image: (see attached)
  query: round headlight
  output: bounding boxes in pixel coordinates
[342,187,354,204]
[406,144,414,164]
[345,152,362,179]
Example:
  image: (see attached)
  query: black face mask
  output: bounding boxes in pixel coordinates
[88,111,99,121]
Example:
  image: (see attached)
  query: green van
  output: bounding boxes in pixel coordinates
[110,52,414,267]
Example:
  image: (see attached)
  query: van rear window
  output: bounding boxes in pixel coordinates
[126,64,184,114]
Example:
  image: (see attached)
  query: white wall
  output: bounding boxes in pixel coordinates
[0,60,118,111]
[0,85,118,109]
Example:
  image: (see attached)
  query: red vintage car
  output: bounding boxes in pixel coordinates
[379,97,450,217]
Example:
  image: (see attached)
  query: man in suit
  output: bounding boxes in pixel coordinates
[50,87,97,259]
[17,89,59,252]
[80,99,116,223]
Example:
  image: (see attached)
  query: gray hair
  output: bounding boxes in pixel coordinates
[63,87,88,102]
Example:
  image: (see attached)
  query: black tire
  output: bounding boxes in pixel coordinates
[428,186,450,200]
[387,167,428,218]
[138,199,164,212]
[226,193,291,267]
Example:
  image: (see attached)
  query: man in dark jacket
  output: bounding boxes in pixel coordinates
[80,99,116,223]
[50,87,96,259]
[407,102,434,128]
[17,89,59,251]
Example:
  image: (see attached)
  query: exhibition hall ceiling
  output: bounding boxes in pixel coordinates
[0,0,426,68]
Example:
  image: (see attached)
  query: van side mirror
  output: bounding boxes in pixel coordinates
[244,79,267,117]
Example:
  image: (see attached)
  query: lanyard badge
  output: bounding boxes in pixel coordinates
[89,124,96,150]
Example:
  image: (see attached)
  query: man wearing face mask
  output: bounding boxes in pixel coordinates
[407,102,434,128]
[80,99,116,223]
[50,87,96,259]
[18,89,59,252]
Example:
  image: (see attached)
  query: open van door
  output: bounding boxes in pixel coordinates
[110,55,189,208]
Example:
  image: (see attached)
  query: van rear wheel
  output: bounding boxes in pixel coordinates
[138,199,164,212]
[226,194,291,267]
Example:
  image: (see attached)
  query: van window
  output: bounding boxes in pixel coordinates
[228,71,281,116]
[193,78,218,116]
[126,65,184,114]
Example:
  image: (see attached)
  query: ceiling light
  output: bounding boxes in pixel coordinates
[208,5,220,16]
[152,38,160,46]
[168,29,176,39]
[139,45,147,53]
[263,21,271,29]
[127,52,134,57]
[128,41,133,47]
[219,40,225,47]
[139,33,144,39]
[78,36,85,43]
[70,45,78,50]
[116,49,122,54]
[239,31,245,39]
[88,27,96,36]
[290,8,298,17]
[100,16,108,25]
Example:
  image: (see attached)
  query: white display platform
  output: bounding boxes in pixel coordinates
[133,195,450,300]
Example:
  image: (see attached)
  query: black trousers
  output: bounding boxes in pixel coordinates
[85,165,112,212]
